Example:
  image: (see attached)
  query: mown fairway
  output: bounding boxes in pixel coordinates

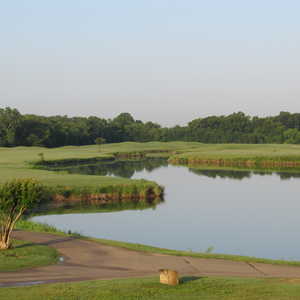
[2,276,300,300]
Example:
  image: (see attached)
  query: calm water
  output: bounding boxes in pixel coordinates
[33,161,300,260]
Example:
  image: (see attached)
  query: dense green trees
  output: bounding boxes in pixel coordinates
[1,107,300,147]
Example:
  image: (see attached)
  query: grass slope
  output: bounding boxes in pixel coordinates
[2,276,300,300]
[0,239,59,271]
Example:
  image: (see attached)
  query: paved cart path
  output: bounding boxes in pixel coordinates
[1,230,300,287]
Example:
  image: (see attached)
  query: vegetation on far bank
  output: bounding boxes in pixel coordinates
[168,143,300,168]
[0,239,59,271]
[2,276,300,300]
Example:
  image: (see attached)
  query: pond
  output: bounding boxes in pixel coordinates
[32,160,300,260]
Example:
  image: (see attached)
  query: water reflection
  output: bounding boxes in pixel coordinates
[51,158,168,178]
[52,157,300,181]
[189,168,300,180]
[31,200,163,217]
[189,169,251,180]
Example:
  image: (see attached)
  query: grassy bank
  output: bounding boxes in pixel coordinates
[2,276,300,300]
[168,143,300,168]
[16,220,300,267]
[0,239,59,271]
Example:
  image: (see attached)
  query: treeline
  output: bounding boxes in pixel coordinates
[1,107,300,147]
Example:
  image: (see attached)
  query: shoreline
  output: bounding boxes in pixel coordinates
[16,220,300,268]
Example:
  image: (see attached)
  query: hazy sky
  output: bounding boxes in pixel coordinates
[1,1,300,126]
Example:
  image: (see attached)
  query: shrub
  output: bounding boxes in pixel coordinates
[0,178,44,250]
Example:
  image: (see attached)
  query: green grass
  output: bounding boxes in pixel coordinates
[0,239,59,271]
[16,220,300,267]
[2,276,300,300]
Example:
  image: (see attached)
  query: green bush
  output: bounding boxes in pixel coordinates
[0,178,46,249]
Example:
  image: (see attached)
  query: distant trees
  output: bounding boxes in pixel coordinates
[0,178,44,250]
[0,107,23,146]
[2,106,300,146]
[283,129,300,144]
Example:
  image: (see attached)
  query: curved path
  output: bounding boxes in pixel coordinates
[1,230,300,287]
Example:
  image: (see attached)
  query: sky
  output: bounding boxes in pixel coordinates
[1,0,300,126]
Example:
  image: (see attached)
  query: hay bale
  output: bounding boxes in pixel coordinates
[159,269,179,286]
